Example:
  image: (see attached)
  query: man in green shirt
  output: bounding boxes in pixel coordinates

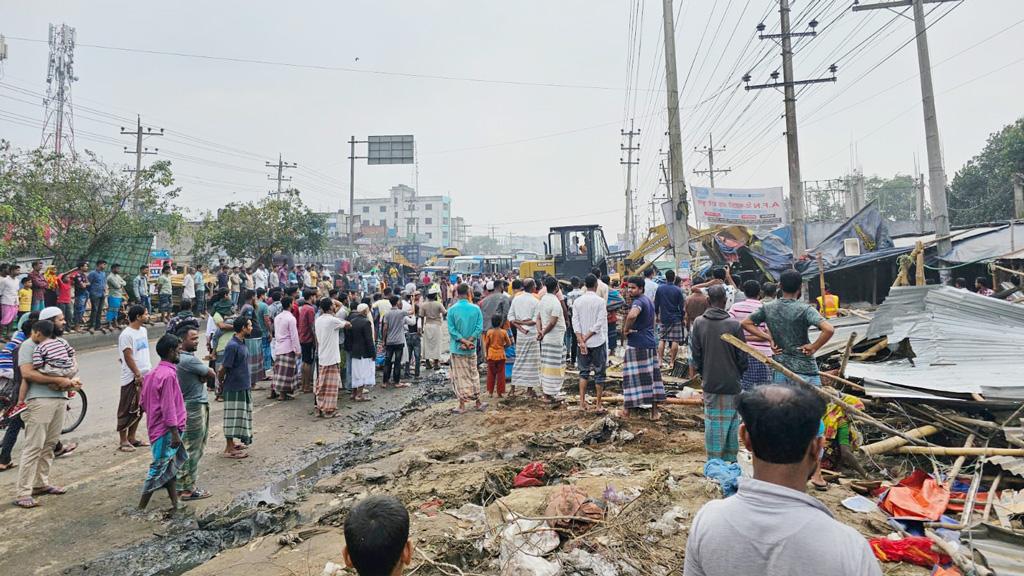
[106,263,127,329]
[155,265,174,324]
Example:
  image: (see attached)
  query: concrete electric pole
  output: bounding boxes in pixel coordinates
[744,2,836,257]
[853,0,958,256]
[266,153,297,198]
[693,133,730,188]
[620,120,640,251]
[661,0,692,264]
[120,115,163,210]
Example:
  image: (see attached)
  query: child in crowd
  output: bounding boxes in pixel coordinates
[482,314,511,398]
[7,319,81,418]
[343,495,414,576]
[17,277,32,324]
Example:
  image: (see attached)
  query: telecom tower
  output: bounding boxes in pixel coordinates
[41,23,78,158]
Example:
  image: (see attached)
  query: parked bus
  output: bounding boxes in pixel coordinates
[451,255,513,277]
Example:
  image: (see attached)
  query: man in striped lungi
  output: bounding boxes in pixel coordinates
[508,279,540,397]
[536,276,566,403]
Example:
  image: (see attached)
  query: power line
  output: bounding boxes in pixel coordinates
[4,35,662,93]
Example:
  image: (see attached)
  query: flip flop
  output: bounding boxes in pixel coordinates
[220,451,248,459]
[32,485,67,496]
[13,497,40,508]
[179,489,212,501]
[476,402,489,412]
[0,462,16,472]
[55,442,78,458]
[393,383,411,388]
[118,444,137,453]
[130,440,150,448]
[450,408,467,415]
[811,480,829,491]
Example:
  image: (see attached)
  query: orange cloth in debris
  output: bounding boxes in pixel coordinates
[879,469,950,521]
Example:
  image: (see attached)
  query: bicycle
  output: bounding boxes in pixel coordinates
[0,388,87,435]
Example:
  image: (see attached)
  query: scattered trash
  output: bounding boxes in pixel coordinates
[703,458,742,497]
[841,495,879,513]
[321,561,344,576]
[878,469,950,521]
[869,536,952,567]
[513,461,546,488]
[565,446,594,463]
[447,503,486,525]
[581,416,619,445]
[646,506,688,539]
[544,485,606,533]
[676,386,701,399]
[559,548,618,576]
[612,429,635,442]
[417,498,444,517]
[498,519,561,576]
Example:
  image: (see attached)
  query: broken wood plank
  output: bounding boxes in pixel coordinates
[851,338,888,360]
[838,331,857,379]
[859,425,940,455]
[946,415,1003,432]
[944,434,976,490]
[819,371,866,393]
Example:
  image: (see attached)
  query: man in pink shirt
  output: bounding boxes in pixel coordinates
[728,280,774,389]
[138,333,187,512]
[270,296,301,399]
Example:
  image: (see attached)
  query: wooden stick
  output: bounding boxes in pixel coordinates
[719,333,929,446]
[859,425,940,455]
[960,467,982,527]
[851,337,888,360]
[895,446,1024,457]
[839,308,873,321]
[981,472,1002,525]
[946,415,1003,432]
[838,331,857,379]
[944,434,975,490]
[819,371,866,393]
[915,241,926,286]
[817,252,827,310]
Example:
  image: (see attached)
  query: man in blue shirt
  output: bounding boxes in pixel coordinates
[621,276,666,421]
[654,270,685,368]
[86,259,108,332]
[217,316,253,459]
[447,283,484,414]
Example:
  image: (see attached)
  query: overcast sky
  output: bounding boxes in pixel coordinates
[2,0,1021,239]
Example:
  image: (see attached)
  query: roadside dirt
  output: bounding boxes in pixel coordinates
[182,394,928,576]
[0,376,443,576]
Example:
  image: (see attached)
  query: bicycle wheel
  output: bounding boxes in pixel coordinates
[62,389,87,434]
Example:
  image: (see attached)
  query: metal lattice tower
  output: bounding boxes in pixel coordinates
[41,23,78,158]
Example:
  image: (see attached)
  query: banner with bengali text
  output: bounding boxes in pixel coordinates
[691,186,786,229]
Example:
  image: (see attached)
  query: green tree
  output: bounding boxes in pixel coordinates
[948,117,1024,225]
[191,190,327,265]
[465,235,501,254]
[0,143,183,267]
[865,173,919,221]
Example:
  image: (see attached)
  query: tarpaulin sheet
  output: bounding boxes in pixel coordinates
[937,223,1024,263]
[879,469,950,521]
[808,201,894,266]
[869,536,952,567]
[700,225,794,281]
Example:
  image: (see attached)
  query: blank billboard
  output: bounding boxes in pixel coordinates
[367,135,414,165]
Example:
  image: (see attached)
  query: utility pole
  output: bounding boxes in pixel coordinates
[853,0,959,257]
[265,153,297,198]
[661,0,692,264]
[620,120,640,251]
[121,115,163,211]
[693,133,730,189]
[744,3,836,257]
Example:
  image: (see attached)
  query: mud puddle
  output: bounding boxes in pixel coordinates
[63,376,453,576]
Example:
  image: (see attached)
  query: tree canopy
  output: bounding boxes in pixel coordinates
[0,142,183,266]
[191,190,327,265]
[948,117,1024,225]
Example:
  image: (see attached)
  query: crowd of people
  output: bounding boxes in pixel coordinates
[0,255,916,574]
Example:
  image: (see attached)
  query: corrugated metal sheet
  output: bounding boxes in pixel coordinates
[848,286,1024,400]
[989,456,1024,479]
[963,524,1024,576]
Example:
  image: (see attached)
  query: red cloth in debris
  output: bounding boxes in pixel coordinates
[931,566,962,576]
[869,536,951,567]
[513,461,545,488]
[879,469,950,521]
[945,490,991,513]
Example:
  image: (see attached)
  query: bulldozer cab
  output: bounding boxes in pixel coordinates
[547,225,609,280]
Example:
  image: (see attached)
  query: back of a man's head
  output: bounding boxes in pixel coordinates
[779,270,802,295]
[706,285,727,308]
[344,495,411,576]
[736,385,825,464]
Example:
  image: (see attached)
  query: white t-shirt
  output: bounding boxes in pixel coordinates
[0,276,19,306]
[182,273,196,299]
[314,314,347,366]
[118,326,152,386]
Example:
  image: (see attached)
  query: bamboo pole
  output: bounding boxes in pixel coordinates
[944,434,976,490]
[894,446,1024,457]
[915,240,926,286]
[719,334,929,446]
[838,331,857,379]
[851,337,888,360]
[859,425,940,455]
[817,252,827,308]
[583,395,703,406]
[946,415,1002,432]
[981,472,1003,525]
[819,370,866,393]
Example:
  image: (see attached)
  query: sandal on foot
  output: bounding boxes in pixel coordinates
[393,382,411,388]
[130,440,150,448]
[811,480,829,491]
[13,497,40,508]
[32,485,66,496]
[118,443,137,452]
[451,407,467,415]
[0,462,16,472]
[220,451,248,459]
[55,442,78,457]
[179,488,212,501]
[476,402,489,412]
